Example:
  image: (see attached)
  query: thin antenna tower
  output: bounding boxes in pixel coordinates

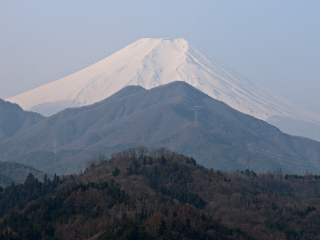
[194,110,199,127]
[190,106,205,127]
[53,138,57,154]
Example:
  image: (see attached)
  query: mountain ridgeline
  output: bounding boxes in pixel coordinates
[0,98,45,141]
[1,82,320,175]
[7,38,320,141]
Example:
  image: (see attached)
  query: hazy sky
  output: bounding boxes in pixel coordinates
[1,1,319,114]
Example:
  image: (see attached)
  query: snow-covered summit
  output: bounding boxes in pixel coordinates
[7,38,320,127]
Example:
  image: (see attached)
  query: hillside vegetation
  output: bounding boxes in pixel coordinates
[1,147,320,239]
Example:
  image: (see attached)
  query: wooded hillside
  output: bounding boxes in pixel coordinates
[1,147,320,239]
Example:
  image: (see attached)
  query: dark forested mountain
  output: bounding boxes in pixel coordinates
[0,98,45,141]
[2,148,320,239]
[1,82,320,174]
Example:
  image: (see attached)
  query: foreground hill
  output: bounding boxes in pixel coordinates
[1,82,320,174]
[2,148,320,239]
[0,98,45,141]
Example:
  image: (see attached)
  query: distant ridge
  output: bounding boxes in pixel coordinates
[7,38,320,140]
[0,161,45,186]
[0,98,45,141]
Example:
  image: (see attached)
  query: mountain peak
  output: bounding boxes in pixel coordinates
[6,37,320,140]
[7,37,194,116]
[138,37,188,43]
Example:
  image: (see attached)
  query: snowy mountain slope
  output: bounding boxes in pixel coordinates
[7,38,320,136]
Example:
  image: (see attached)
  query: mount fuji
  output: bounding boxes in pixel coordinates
[7,38,320,140]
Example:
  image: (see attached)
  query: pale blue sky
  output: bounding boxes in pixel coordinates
[1,1,319,113]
